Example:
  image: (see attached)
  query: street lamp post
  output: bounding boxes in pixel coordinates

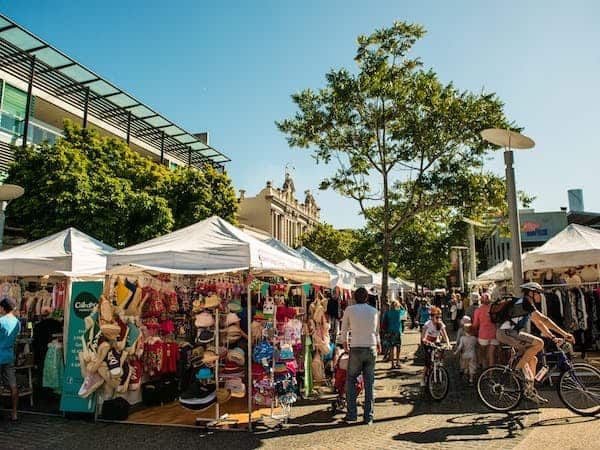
[481,129,535,296]
[451,245,468,293]
[0,184,24,249]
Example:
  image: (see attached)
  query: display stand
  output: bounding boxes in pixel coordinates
[194,307,239,429]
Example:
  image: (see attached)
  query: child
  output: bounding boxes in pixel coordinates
[455,315,472,347]
[420,306,451,387]
[454,324,478,384]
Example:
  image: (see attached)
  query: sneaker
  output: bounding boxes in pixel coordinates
[341,416,357,424]
[78,372,104,398]
[106,349,122,376]
[363,419,373,426]
[523,385,548,404]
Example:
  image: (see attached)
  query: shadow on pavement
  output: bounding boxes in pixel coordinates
[393,411,534,444]
[531,414,600,427]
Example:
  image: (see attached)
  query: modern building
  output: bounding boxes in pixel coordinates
[0,15,230,174]
[482,189,599,270]
[238,172,320,247]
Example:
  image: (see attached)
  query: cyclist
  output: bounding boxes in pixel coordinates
[420,306,451,387]
[496,281,575,403]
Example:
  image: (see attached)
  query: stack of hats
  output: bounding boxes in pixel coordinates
[195,312,215,344]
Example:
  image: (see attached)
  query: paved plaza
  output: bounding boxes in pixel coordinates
[2,328,598,450]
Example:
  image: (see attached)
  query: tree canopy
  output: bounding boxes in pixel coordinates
[6,121,237,248]
[278,21,515,298]
[295,223,358,264]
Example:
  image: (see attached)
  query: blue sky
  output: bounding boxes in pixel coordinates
[3,1,600,228]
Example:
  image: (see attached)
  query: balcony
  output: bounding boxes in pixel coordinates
[0,110,63,146]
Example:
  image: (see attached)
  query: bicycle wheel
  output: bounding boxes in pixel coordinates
[558,363,600,416]
[477,365,522,412]
[428,365,449,401]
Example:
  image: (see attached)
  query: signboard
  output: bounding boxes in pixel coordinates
[520,211,568,243]
[59,281,102,413]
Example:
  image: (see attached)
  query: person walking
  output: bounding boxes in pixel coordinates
[472,292,498,368]
[340,287,381,425]
[381,300,405,369]
[418,298,431,330]
[0,297,21,422]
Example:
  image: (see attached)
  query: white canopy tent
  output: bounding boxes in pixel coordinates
[471,259,513,285]
[263,238,332,287]
[522,224,600,271]
[106,216,330,286]
[0,227,114,277]
[337,259,373,285]
[297,247,355,290]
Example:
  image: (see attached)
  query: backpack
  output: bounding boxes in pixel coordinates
[489,296,519,324]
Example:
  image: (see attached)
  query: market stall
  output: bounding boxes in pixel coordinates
[0,227,114,414]
[297,247,354,291]
[337,259,373,285]
[88,216,329,429]
[520,224,600,353]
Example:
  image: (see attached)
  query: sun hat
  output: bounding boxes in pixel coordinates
[202,349,219,365]
[196,328,215,344]
[227,347,245,366]
[195,312,215,328]
[190,346,205,367]
[196,367,214,381]
[226,312,241,326]
[100,323,121,341]
[226,324,243,342]
[217,388,232,404]
[204,295,220,309]
[228,299,242,313]
[225,378,246,398]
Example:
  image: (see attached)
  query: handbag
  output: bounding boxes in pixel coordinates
[101,397,130,421]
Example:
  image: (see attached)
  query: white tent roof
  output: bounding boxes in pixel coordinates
[337,259,373,285]
[106,216,330,285]
[522,224,600,271]
[263,238,331,287]
[372,272,403,290]
[0,227,115,277]
[472,259,513,284]
[297,247,355,290]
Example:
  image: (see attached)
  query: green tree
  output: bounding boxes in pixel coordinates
[6,120,237,247]
[296,223,358,263]
[277,22,514,299]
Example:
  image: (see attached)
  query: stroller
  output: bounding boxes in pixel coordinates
[330,350,363,414]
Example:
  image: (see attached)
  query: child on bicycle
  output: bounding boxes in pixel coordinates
[420,306,451,387]
[454,323,478,384]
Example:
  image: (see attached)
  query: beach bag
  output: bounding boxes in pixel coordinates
[101,397,130,421]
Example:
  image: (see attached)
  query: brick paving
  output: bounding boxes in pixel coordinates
[0,328,549,450]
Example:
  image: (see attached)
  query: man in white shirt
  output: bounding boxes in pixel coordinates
[340,287,381,425]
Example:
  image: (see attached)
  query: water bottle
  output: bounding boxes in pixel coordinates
[535,365,548,382]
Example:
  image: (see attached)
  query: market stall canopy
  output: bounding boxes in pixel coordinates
[263,238,331,287]
[471,259,513,285]
[337,260,373,285]
[372,272,402,289]
[106,216,330,285]
[0,227,115,276]
[522,224,600,271]
[394,276,416,291]
[297,247,355,290]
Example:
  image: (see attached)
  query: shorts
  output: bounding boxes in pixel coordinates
[0,363,16,388]
[496,328,535,353]
[478,338,499,346]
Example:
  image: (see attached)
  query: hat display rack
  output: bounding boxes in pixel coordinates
[93,272,248,429]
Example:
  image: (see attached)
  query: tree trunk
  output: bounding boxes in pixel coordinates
[381,170,390,307]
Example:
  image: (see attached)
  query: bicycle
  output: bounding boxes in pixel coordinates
[477,339,600,415]
[423,342,450,401]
